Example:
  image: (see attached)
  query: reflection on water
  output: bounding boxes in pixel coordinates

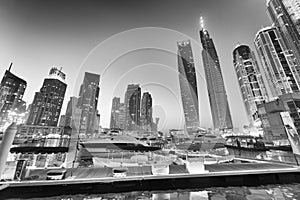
[19,184,300,200]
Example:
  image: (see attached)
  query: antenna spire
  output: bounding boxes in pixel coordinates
[200,16,204,29]
[8,62,13,71]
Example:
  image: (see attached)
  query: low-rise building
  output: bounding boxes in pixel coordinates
[258,93,300,144]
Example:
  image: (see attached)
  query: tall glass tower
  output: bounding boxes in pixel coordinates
[27,67,66,126]
[267,0,300,68]
[254,26,300,97]
[0,63,27,123]
[110,97,121,129]
[77,72,100,136]
[282,0,300,33]
[199,20,233,130]
[140,92,153,131]
[177,40,200,134]
[124,84,141,131]
[233,44,269,126]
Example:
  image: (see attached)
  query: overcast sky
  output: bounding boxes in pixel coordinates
[0,0,271,131]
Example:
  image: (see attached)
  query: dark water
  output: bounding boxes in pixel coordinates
[9,184,300,199]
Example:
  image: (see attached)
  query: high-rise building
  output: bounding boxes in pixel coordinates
[254,26,300,97]
[0,63,27,123]
[64,96,82,128]
[267,0,300,68]
[124,84,141,131]
[59,115,66,127]
[151,117,160,132]
[177,40,200,134]
[118,103,126,130]
[233,44,269,126]
[140,92,153,131]
[27,67,67,126]
[77,72,100,136]
[109,97,126,130]
[110,97,120,129]
[257,93,300,143]
[199,21,233,129]
[110,97,124,129]
[282,0,300,33]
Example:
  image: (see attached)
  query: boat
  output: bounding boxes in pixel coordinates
[264,140,292,151]
[80,135,161,154]
[79,135,175,168]
[112,167,128,178]
[175,134,226,151]
[176,151,235,165]
[92,152,175,168]
[225,135,268,151]
[151,164,169,175]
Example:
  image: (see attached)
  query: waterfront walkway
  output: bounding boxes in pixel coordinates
[1,161,300,198]
[25,161,298,180]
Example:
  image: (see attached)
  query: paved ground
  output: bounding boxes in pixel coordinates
[25,161,298,181]
[206,162,297,172]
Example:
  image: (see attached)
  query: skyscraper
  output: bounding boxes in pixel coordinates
[267,0,300,68]
[27,67,67,126]
[0,63,27,123]
[124,84,141,131]
[140,92,153,131]
[254,26,300,97]
[110,97,126,130]
[282,0,300,33]
[110,97,121,129]
[64,96,81,128]
[77,72,100,136]
[199,19,233,129]
[177,40,200,134]
[233,44,269,126]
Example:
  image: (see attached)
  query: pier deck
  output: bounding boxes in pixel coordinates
[1,161,300,198]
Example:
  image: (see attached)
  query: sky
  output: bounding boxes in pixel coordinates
[0,0,271,132]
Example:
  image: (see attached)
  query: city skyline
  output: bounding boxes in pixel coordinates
[0,0,271,131]
[2,1,300,196]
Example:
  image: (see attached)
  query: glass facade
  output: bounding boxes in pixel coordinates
[140,92,153,131]
[27,68,66,127]
[267,0,300,72]
[124,84,141,131]
[200,29,233,129]
[77,72,100,136]
[233,44,268,126]
[255,27,300,97]
[177,40,200,134]
[0,68,27,124]
[283,0,300,33]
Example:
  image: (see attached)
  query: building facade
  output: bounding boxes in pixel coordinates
[110,97,121,129]
[27,67,66,126]
[124,84,141,131]
[110,97,126,130]
[267,0,300,69]
[64,96,82,129]
[177,40,200,134]
[282,0,300,33]
[254,26,300,98]
[233,44,269,126]
[258,93,300,145]
[0,64,27,124]
[77,72,100,136]
[200,27,233,129]
[140,92,153,131]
